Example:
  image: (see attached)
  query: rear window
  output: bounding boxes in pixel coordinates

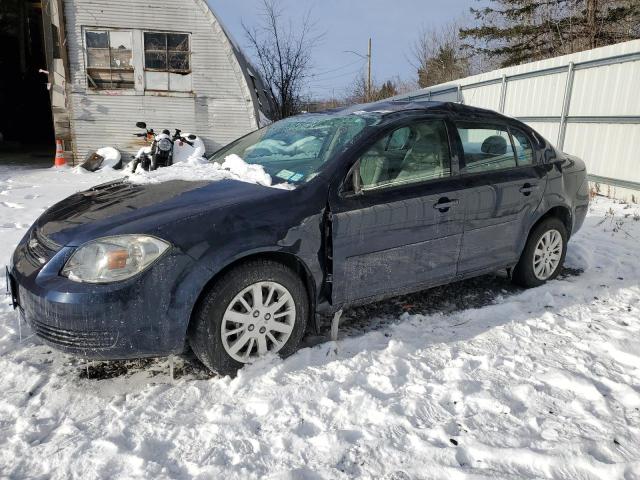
[456,123,516,173]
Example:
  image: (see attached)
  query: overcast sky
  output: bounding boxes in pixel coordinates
[208,0,477,99]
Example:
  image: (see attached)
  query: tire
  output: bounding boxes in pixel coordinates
[189,259,309,376]
[512,217,568,288]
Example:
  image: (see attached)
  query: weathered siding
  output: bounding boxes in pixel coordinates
[63,0,258,162]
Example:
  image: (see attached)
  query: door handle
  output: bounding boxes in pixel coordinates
[433,198,459,212]
[519,183,538,196]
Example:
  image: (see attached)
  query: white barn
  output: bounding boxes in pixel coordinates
[41,0,274,164]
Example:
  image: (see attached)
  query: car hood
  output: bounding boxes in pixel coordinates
[35,178,290,247]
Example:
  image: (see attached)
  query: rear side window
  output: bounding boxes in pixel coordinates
[456,123,516,173]
[510,127,534,165]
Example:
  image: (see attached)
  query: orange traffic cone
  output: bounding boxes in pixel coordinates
[54,139,66,167]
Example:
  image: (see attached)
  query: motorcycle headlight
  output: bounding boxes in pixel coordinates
[61,235,170,283]
[158,138,172,152]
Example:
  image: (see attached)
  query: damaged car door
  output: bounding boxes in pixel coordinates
[329,118,466,305]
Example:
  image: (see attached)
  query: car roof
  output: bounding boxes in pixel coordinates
[326,100,517,125]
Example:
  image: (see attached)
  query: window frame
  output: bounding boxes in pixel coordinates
[344,116,455,195]
[84,28,135,91]
[454,120,521,176]
[143,31,191,74]
[507,124,538,166]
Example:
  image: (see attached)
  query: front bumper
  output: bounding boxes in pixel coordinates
[9,231,197,360]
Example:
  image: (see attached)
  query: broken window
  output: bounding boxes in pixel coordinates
[85,30,134,89]
[144,32,190,73]
[51,24,61,59]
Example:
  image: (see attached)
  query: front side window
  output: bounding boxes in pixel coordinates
[85,30,134,89]
[457,123,516,173]
[358,120,451,190]
[144,32,190,73]
[511,127,534,165]
[209,113,377,185]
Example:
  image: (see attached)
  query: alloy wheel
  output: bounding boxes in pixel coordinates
[533,229,563,280]
[221,281,296,363]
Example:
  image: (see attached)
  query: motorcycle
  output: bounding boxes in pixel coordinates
[130,122,198,172]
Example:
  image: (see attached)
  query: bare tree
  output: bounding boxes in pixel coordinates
[411,23,472,88]
[244,0,321,119]
[344,73,369,104]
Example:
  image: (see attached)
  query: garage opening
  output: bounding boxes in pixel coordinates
[0,0,55,164]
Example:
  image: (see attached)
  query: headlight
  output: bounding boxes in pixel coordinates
[61,235,170,283]
[157,138,172,152]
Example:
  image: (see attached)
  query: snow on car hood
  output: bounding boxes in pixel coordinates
[126,154,295,190]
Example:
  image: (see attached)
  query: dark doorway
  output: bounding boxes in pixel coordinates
[0,0,55,160]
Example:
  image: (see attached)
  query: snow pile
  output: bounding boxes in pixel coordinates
[172,135,206,163]
[134,146,151,159]
[72,147,122,174]
[126,154,295,190]
[1,162,640,479]
[95,147,121,168]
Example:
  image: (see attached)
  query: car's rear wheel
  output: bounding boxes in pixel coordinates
[189,259,308,375]
[512,217,567,288]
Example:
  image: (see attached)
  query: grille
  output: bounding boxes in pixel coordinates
[24,230,60,267]
[28,316,117,351]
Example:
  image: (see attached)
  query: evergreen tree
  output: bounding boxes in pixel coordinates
[345,76,399,104]
[376,80,399,100]
[460,0,640,67]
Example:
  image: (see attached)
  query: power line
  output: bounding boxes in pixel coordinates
[307,66,365,84]
[308,59,366,78]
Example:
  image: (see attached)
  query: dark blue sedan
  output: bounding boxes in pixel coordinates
[8,101,589,374]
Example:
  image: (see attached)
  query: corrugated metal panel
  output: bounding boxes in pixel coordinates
[63,0,258,162]
[503,73,567,117]
[397,39,640,199]
[524,122,560,144]
[564,123,640,182]
[461,83,501,111]
[427,91,459,102]
[569,61,640,116]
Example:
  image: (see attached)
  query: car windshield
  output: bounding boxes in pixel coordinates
[208,112,379,184]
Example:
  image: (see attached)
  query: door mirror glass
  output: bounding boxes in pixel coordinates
[136,121,147,129]
[358,120,451,191]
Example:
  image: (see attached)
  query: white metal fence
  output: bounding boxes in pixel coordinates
[397,39,640,201]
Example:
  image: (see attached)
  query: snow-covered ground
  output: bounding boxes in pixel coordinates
[1,164,639,479]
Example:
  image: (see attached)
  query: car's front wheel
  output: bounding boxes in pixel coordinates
[512,217,568,288]
[189,259,308,375]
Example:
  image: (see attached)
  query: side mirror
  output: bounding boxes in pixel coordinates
[188,134,197,140]
[136,122,147,129]
[544,155,568,172]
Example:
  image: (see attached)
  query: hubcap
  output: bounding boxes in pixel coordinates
[533,229,563,280]
[221,281,296,363]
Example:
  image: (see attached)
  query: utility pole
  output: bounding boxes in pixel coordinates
[367,38,372,102]
[344,39,373,102]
